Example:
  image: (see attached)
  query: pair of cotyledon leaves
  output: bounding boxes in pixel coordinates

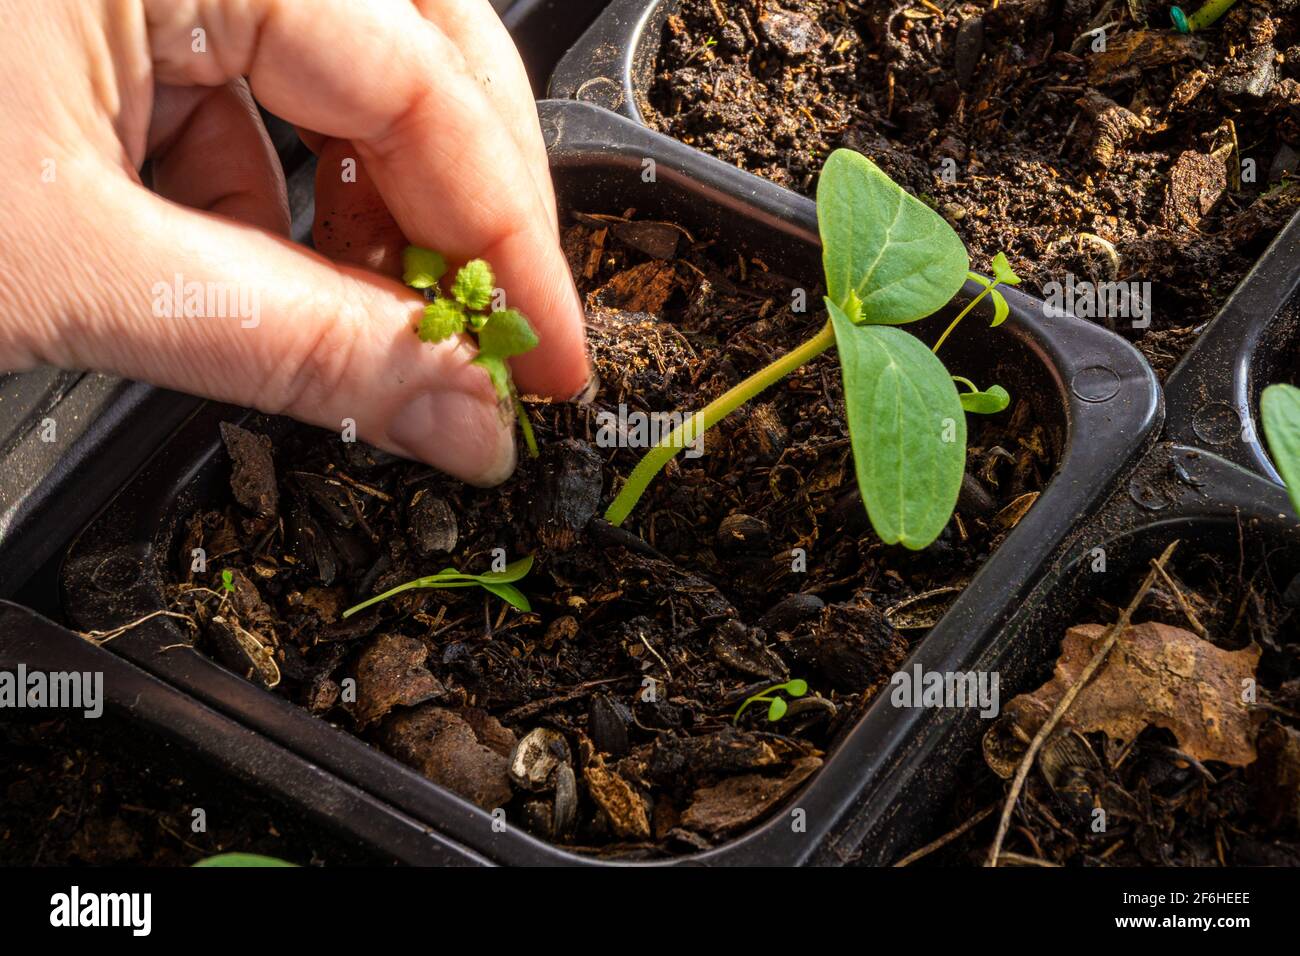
[818,149,1013,549]
[342,556,534,618]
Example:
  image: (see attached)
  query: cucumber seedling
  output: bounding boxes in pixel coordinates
[342,555,534,618]
[605,149,1020,549]
[1262,383,1300,517]
[403,247,540,457]
[734,678,809,724]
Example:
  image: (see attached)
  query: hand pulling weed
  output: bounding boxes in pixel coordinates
[605,149,1020,549]
[402,247,540,457]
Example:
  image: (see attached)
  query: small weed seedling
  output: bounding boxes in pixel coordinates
[734,679,809,724]
[220,569,234,593]
[342,555,534,619]
[605,149,1020,549]
[1262,383,1300,516]
[403,247,540,457]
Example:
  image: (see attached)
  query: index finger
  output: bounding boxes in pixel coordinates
[142,0,590,399]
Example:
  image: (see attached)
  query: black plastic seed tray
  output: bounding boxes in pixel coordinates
[61,99,1160,866]
[1163,212,1300,485]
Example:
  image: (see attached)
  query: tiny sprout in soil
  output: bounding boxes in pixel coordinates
[342,555,534,619]
[605,149,1021,549]
[220,569,234,593]
[1262,382,1300,516]
[734,679,809,724]
[402,247,540,458]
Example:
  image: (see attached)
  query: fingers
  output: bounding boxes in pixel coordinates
[409,0,557,232]
[148,80,290,236]
[29,173,516,486]
[312,138,406,275]
[141,0,589,399]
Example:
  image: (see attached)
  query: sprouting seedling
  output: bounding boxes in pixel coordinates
[605,149,1015,549]
[342,555,534,618]
[403,247,540,457]
[220,569,234,593]
[1170,0,1239,33]
[684,35,719,65]
[734,679,809,724]
[1261,383,1300,518]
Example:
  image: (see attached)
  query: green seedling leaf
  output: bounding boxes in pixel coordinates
[990,252,1021,287]
[989,289,1010,327]
[452,259,495,311]
[194,853,296,867]
[734,677,812,724]
[480,582,530,612]
[953,377,1011,415]
[419,298,467,343]
[403,246,447,290]
[342,556,534,618]
[817,149,969,324]
[473,308,539,399]
[830,299,965,549]
[1262,383,1300,517]
[221,569,234,592]
[967,272,1012,328]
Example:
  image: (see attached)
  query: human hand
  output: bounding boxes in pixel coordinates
[0,0,589,485]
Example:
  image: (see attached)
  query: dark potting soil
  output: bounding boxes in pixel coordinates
[0,717,368,866]
[645,0,1300,377]
[908,537,1300,867]
[163,217,1056,858]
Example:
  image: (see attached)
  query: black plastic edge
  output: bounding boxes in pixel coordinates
[549,0,666,119]
[1164,210,1300,483]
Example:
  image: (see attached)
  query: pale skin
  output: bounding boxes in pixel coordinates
[0,0,591,486]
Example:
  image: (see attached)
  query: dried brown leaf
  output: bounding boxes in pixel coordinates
[996,622,1262,767]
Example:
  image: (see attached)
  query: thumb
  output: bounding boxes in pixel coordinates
[28,178,517,486]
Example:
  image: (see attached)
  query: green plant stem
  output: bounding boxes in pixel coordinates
[513,394,538,458]
[932,282,995,354]
[343,579,429,618]
[605,320,838,526]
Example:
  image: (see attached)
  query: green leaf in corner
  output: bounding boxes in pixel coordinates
[817,149,969,325]
[1262,383,1300,517]
[829,299,966,549]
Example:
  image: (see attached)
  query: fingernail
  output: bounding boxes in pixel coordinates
[387,389,516,486]
[568,372,600,405]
